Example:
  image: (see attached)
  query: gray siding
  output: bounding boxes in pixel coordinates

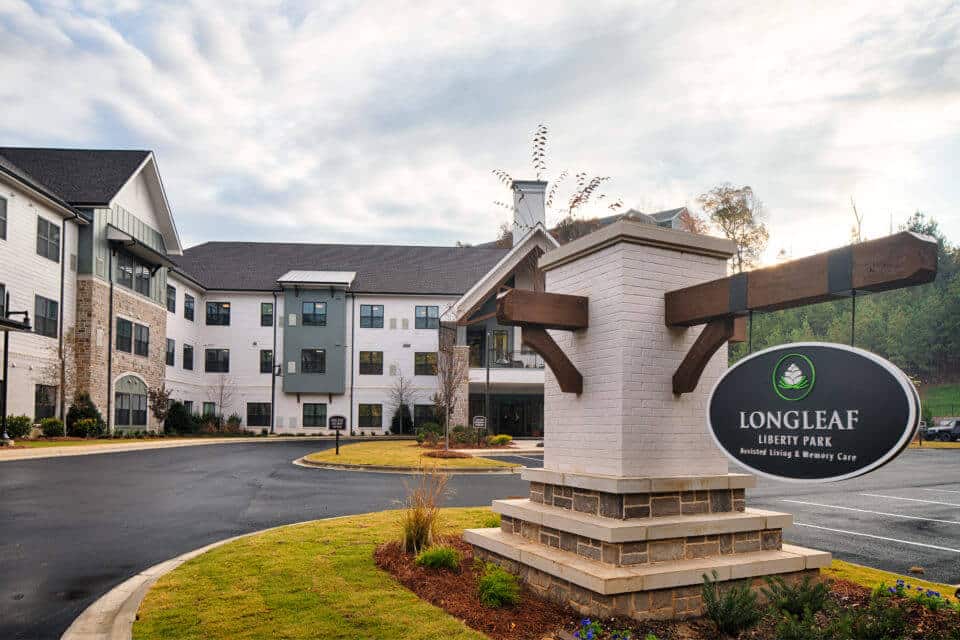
[281,287,347,394]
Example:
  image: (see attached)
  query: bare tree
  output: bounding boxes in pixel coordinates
[37,326,80,419]
[206,375,236,424]
[677,208,710,235]
[388,369,418,434]
[698,184,769,273]
[432,341,469,449]
[850,197,865,243]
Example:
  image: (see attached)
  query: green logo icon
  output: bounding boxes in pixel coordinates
[772,353,815,401]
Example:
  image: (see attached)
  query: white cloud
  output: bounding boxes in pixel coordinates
[1,0,958,256]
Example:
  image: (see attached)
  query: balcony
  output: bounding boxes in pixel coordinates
[468,349,545,387]
[470,349,544,370]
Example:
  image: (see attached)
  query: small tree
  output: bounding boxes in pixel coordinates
[148,384,173,425]
[206,375,236,425]
[66,392,105,437]
[433,341,469,449]
[698,183,769,273]
[389,370,418,434]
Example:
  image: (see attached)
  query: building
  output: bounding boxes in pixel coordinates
[0,147,687,437]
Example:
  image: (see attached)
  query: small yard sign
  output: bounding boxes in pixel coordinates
[708,343,919,482]
[473,415,487,428]
[328,415,347,430]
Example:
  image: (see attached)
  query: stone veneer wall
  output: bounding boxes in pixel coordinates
[74,276,167,432]
[529,482,746,519]
[449,345,470,428]
[473,546,818,621]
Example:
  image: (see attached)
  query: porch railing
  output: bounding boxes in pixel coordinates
[475,349,544,369]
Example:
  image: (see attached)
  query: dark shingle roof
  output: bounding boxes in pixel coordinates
[0,152,79,214]
[0,148,150,206]
[171,242,510,294]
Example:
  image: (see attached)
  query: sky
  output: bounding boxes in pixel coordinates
[2,1,958,261]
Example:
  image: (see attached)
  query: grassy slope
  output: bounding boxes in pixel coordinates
[134,508,493,640]
[303,440,517,469]
[823,559,958,602]
[922,383,960,417]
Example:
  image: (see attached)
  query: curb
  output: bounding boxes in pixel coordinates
[61,517,345,640]
[293,456,521,474]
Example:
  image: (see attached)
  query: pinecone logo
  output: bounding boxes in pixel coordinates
[772,354,815,401]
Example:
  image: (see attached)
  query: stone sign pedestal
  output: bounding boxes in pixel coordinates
[465,220,830,620]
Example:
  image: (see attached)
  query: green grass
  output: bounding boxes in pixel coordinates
[12,438,190,448]
[134,508,494,640]
[909,440,960,449]
[822,559,958,603]
[303,441,517,469]
[921,383,960,418]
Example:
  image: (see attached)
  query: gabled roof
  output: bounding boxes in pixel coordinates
[171,242,510,294]
[0,147,150,206]
[0,153,83,219]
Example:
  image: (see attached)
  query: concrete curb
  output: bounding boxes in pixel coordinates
[0,436,414,463]
[61,517,344,640]
[293,456,521,474]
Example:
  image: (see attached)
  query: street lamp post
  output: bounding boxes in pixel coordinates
[485,330,491,435]
[2,292,32,442]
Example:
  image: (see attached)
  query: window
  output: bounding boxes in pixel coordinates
[415,352,437,375]
[0,196,6,239]
[183,344,194,370]
[202,402,216,416]
[301,348,326,374]
[414,404,437,427]
[166,339,175,366]
[134,324,150,357]
[359,404,382,429]
[36,217,60,262]
[114,375,147,427]
[34,295,58,338]
[206,301,230,326]
[360,304,384,328]
[184,294,195,321]
[34,384,57,420]
[166,285,176,313]
[116,318,132,352]
[492,329,510,363]
[302,301,327,326]
[116,252,151,296]
[247,403,271,427]
[183,400,193,414]
[117,252,134,288]
[0,284,5,317]
[359,351,383,375]
[261,302,273,327]
[205,348,230,373]
[303,403,327,428]
[134,262,151,296]
[260,349,273,374]
[415,305,439,329]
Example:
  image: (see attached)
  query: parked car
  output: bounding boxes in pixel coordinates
[925,418,960,442]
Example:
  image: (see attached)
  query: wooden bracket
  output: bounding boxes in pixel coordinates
[672,317,737,395]
[522,326,583,394]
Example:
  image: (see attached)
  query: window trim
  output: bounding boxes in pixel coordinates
[358,350,383,375]
[359,304,384,328]
[302,403,327,428]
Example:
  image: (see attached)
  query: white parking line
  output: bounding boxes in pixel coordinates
[794,523,960,553]
[781,499,960,525]
[922,488,960,494]
[861,493,960,507]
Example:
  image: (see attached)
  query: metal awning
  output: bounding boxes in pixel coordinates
[107,225,176,270]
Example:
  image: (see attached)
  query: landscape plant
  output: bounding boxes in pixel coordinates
[40,417,65,437]
[66,392,105,436]
[73,418,101,438]
[700,570,761,636]
[4,415,33,439]
[163,401,193,434]
[774,609,823,640]
[762,574,830,616]
[487,434,512,446]
[414,545,460,571]
[476,562,520,608]
[398,469,448,554]
[830,594,907,640]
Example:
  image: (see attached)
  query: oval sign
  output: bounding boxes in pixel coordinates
[708,343,918,483]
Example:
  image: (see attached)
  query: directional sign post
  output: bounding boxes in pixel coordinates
[329,415,347,455]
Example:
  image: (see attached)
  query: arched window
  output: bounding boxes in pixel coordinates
[115,375,148,428]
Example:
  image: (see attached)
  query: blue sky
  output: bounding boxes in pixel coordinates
[2,1,958,260]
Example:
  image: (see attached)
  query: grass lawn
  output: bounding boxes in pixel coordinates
[303,440,518,469]
[11,438,190,448]
[909,440,960,449]
[134,508,495,640]
[921,383,960,418]
[823,559,958,602]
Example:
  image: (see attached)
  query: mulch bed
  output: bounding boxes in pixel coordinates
[423,450,472,459]
[376,537,960,640]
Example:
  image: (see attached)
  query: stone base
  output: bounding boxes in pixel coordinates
[473,544,821,620]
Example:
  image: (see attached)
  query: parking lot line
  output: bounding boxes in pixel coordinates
[794,523,960,554]
[781,499,960,525]
[922,488,960,494]
[861,493,960,507]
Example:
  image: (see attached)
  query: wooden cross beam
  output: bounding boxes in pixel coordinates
[666,232,938,394]
[496,289,588,394]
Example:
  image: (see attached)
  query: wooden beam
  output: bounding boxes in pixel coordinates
[522,326,583,394]
[497,289,589,331]
[731,316,747,343]
[665,232,938,327]
[672,317,737,395]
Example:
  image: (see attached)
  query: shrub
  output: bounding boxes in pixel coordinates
[701,570,761,636]
[415,422,444,444]
[66,393,105,436]
[762,574,830,616]
[40,417,65,437]
[164,401,193,434]
[390,404,414,434]
[775,609,822,640]
[226,413,242,428]
[487,434,512,446]
[481,513,501,528]
[398,469,448,554]
[5,415,33,439]
[260,428,268,436]
[477,563,520,608]
[829,594,907,640]
[415,545,461,571]
[73,418,103,438]
[450,424,482,445]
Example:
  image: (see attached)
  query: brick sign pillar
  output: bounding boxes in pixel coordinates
[466,220,829,620]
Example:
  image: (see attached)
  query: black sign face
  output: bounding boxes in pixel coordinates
[473,416,487,429]
[328,415,347,430]
[708,343,918,482]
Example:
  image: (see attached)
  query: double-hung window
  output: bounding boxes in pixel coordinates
[302,301,326,326]
[415,305,439,329]
[206,302,230,326]
[166,338,175,366]
[134,324,150,356]
[359,404,382,429]
[260,349,273,374]
[166,285,176,313]
[301,348,326,374]
[0,284,5,317]
[415,352,437,376]
[0,196,7,239]
[36,217,60,262]
[183,344,194,370]
[184,294,195,321]
[247,403,271,427]
[205,348,230,373]
[261,303,273,327]
[116,318,132,352]
[35,384,57,420]
[359,304,383,328]
[34,296,58,338]
[359,351,383,375]
[303,403,327,428]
